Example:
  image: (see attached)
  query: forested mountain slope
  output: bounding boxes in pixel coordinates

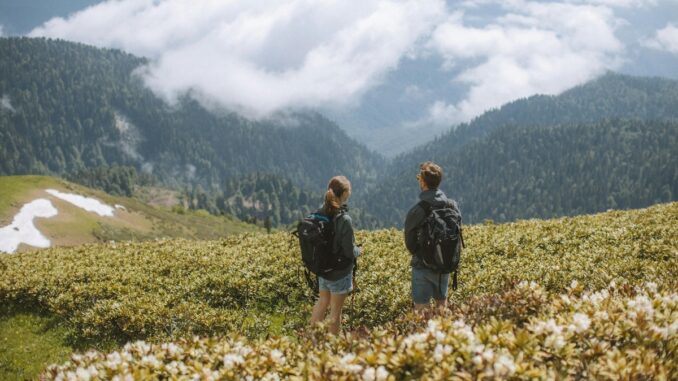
[369,74,678,226]
[368,119,678,225]
[391,73,678,173]
[0,38,384,194]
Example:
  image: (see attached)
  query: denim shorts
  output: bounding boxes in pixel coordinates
[412,267,449,304]
[318,271,353,294]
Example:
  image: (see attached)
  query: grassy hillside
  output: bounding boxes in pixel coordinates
[0,202,676,379]
[0,175,257,252]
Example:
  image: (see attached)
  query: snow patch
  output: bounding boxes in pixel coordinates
[46,189,115,217]
[115,204,127,211]
[0,199,58,254]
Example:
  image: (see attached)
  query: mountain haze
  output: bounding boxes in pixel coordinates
[2,38,677,229]
[0,38,384,196]
[369,74,678,226]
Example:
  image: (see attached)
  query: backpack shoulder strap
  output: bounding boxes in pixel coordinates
[311,213,331,223]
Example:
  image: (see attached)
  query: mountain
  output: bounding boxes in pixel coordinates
[2,38,678,229]
[390,73,678,174]
[0,175,257,253]
[0,37,385,196]
[367,74,678,226]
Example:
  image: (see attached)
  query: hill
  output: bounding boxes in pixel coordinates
[0,37,385,195]
[367,118,678,225]
[391,73,678,173]
[367,73,678,226]
[0,175,256,253]
[0,202,676,379]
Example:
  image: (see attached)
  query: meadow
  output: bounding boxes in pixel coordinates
[1,202,676,379]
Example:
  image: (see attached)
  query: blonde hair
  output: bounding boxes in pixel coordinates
[323,176,351,216]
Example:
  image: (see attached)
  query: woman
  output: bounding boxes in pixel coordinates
[309,175,361,334]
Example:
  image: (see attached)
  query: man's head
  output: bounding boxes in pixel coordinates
[417,161,442,190]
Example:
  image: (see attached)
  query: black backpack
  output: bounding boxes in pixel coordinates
[416,200,465,289]
[294,211,351,277]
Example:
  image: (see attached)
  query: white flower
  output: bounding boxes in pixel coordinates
[493,354,516,377]
[472,355,483,366]
[105,352,122,369]
[594,311,609,321]
[270,349,285,365]
[340,353,363,373]
[646,282,658,293]
[261,373,280,381]
[376,366,389,381]
[363,367,376,381]
[166,361,180,375]
[545,334,566,350]
[569,313,591,333]
[433,344,444,362]
[402,332,428,347]
[141,354,161,368]
[560,295,571,305]
[223,354,245,369]
[482,348,494,362]
[162,343,182,356]
[341,353,356,364]
[433,344,452,362]
[570,280,579,289]
[202,367,218,381]
[545,319,563,335]
[427,320,439,333]
[75,367,92,381]
[628,295,655,318]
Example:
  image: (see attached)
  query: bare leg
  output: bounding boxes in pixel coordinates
[310,291,331,326]
[414,303,429,313]
[435,298,447,314]
[328,292,348,334]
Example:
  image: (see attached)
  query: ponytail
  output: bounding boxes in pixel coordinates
[323,189,341,216]
[323,176,351,216]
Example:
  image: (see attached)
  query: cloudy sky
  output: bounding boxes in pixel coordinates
[2,0,677,154]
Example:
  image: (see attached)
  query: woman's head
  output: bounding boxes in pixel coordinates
[324,175,351,216]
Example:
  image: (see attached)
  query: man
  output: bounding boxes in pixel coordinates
[404,161,461,312]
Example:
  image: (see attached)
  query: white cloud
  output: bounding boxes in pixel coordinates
[565,0,657,8]
[1,95,15,112]
[30,0,446,116]
[644,24,678,54]
[418,0,625,126]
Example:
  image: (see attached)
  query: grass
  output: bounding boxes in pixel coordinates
[0,175,259,249]
[0,306,72,381]
[0,176,60,217]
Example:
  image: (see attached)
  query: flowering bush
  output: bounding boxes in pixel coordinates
[43,282,677,380]
[0,202,676,378]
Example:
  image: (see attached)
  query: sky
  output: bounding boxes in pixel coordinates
[1,0,677,155]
